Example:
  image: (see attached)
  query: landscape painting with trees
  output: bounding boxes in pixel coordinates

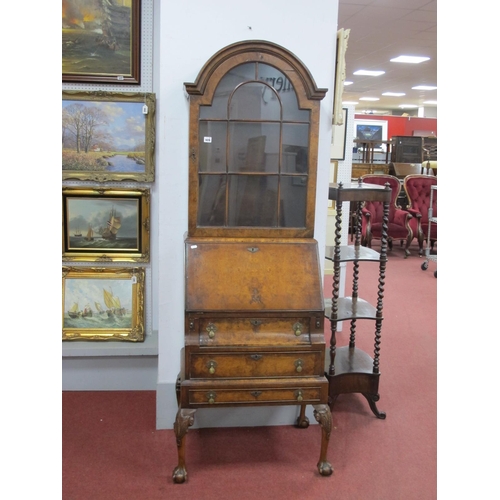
[62,91,155,182]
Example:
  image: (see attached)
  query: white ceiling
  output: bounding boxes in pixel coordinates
[338,0,437,115]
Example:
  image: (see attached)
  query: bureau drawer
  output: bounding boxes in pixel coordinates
[188,350,324,378]
[188,385,323,406]
[189,316,321,346]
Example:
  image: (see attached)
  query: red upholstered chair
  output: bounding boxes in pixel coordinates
[403,174,437,256]
[360,174,413,257]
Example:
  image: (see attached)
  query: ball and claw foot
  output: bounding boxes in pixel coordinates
[295,404,310,428]
[317,460,333,476]
[295,415,309,428]
[172,466,187,484]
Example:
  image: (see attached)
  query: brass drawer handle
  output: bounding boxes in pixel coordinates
[206,323,217,339]
[295,390,303,402]
[293,322,303,336]
[294,359,303,373]
[250,354,263,361]
[207,392,216,404]
[207,360,217,374]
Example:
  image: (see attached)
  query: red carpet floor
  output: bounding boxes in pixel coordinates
[62,241,437,500]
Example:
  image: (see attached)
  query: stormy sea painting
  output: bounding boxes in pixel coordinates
[62,0,135,79]
[66,197,139,251]
[64,277,133,329]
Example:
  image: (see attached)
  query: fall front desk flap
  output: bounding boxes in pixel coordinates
[185,238,324,312]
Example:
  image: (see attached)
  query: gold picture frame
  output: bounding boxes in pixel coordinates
[333,28,350,126]
[62,0,141,85]
[62,91,156,182]
[62,187,150,262]
[62,266,145,342]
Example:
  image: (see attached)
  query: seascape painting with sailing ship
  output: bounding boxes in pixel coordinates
[62,0,136,79]
[66,197,139,251]
[64,277,132,329]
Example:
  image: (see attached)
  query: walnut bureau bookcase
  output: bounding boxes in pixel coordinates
[172,40,333,483]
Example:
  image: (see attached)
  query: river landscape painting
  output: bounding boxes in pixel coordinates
[62,187,150,262]
[62,91,156,182]
[62,266,145,341]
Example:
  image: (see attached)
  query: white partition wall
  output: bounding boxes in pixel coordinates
[154,0,339,429]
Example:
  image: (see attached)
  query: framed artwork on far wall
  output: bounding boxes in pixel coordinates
[62,0,141,84]
[62,91,156,183]
[354,119,388,152]
[62,187,150,262]
[62,266,145,342]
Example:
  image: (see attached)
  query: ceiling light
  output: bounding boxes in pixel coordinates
[423,100,437,105]
[342,101,358,105]
[353,70,385,76]
[390,55,430,64]
[399,104,419,109]
[359,97,380,101]
[412,85,437,90]
[343,81,353,86]
[382,92,406,97]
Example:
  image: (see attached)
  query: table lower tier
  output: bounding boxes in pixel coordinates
[325,346,385,419]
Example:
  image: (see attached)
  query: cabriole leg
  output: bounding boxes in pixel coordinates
[172,408,196,484]
[313,404,333,476]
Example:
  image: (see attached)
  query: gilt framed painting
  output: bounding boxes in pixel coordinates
[62,91,156,182]
[62,0,141,84]
[62,187,150,262]
[62,266,145,341]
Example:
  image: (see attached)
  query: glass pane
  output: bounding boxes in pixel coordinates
[200,63,256,119]
[229,82,281,121]
[199,121,227,172]
[228,175,279,227]
[281,123,309,174]
[197,174,226,226]
[258,63,310,122]
[280,176,307,227]
[228,122,280,173]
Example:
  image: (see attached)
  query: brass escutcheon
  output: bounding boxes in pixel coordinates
[206,323,217,339]
[250,391,262,398]
[250,354,263,361]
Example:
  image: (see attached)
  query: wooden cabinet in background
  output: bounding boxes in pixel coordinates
[423,136,437,161]
[391,135,424,163]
